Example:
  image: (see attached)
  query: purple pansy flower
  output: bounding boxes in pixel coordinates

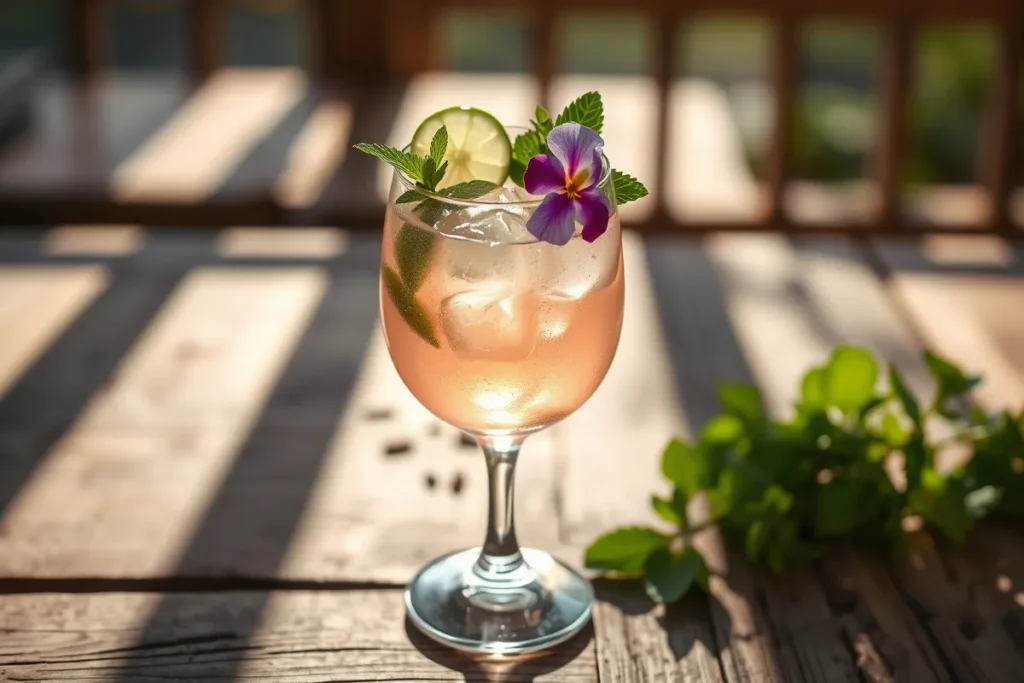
[524,122,612,246]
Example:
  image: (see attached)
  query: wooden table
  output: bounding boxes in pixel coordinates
[0,227,1022,682]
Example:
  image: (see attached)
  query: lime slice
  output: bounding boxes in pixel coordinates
[411,107,511,188]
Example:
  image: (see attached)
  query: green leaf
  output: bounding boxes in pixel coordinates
[609,169,649,206]
[925,350,982,412]
[354,143,424,182]
[414,199,447,227]
[421,157,437,188]
[889,365,921,426]
[441,180,500,200]
[816,475,865,536]
[643,546,707,603]
[395,189,421,204]
[511,129,545,167]
[429,125,448,166]
[701,414,745,445]
[825,346,879,412]
[718,384,763,422]
[910,470,972,542]
[584,526,672,573]
[534,105,554,134]
[381,265,439,348]
[903,432,930,493]
[858,395,888,422]
[509,159,527,187]
[430,161,449,189]
[650,489,688,526]
[394,224,435,293]
[880,412,906,447]
[801,366,827,409]
[662,439,720,496]
[555,91,604,133]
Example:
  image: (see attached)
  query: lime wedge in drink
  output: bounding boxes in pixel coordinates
[411,107,511,188]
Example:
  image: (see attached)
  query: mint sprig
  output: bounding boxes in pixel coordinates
[586,345,1024,603]
[509,91,647,206]
[354,126,450,192]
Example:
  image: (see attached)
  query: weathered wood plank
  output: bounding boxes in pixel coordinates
[0,591,596,682]
[0,269,326,578]
[873,237,1024,410]
[217,227,348,259]
[0,266,108,401]
[593,583,725,683]
[893,532,1024,682]
[112,69,305,203]
[44,226,143,256]
[820,545,957,682]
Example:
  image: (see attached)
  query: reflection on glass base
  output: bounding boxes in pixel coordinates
[405,547,594,656]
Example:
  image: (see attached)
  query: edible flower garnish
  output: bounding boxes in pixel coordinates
[524,123,610,245]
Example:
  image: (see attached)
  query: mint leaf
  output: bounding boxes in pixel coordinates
[609,169,648,206]
[555,91,604,133]
[880,411,906,446]
[442,180,500,200]
[396,189,421,204]
[354,143,424,182]
[650,489,688,526]
[584,526,671,574]
[394,224,434,293]
[701,414,745,445]
[816,475,866,535]
[801,365,827,409]
[925,350,981,413]
[533,105,554,134]
[825,346,879,412]
[381,265,439,348]
[429,126,448,166]
[910,469,971,542]
[718,384,763,422]
[510,130,545,186]
[889,365,921,426]
[644,546,707,603]
[904,432,929,493]
[662,439,720,496]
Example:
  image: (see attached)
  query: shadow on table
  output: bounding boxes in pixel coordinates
[406,619,595,682]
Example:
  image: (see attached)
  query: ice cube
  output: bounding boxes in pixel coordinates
[440,285,538,361]
[437,205,531,244]
[538,230,620,301]
[437,205,532,288]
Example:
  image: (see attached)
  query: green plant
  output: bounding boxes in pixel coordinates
[585,346,1024,603]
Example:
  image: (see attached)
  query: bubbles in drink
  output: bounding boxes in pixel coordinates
[440,284,539,361]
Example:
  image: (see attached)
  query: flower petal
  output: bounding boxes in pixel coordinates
[546,122,604,183]
[523,153,566,195]
[527,192,577,246]
[576,187,612,243]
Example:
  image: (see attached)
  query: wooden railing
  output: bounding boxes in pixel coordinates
[63,0,1023,236]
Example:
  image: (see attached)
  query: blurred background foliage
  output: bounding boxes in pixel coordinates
[0,1,1009,186]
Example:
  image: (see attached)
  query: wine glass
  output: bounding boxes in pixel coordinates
[379,130,624,654]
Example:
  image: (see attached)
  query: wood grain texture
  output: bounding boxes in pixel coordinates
[0,591,596,682]
[0,269,326,578]
[594,583,725,683]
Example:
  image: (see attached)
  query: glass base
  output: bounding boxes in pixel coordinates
[405,547,593,656]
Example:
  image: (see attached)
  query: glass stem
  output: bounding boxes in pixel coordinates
[474,435,526,580]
